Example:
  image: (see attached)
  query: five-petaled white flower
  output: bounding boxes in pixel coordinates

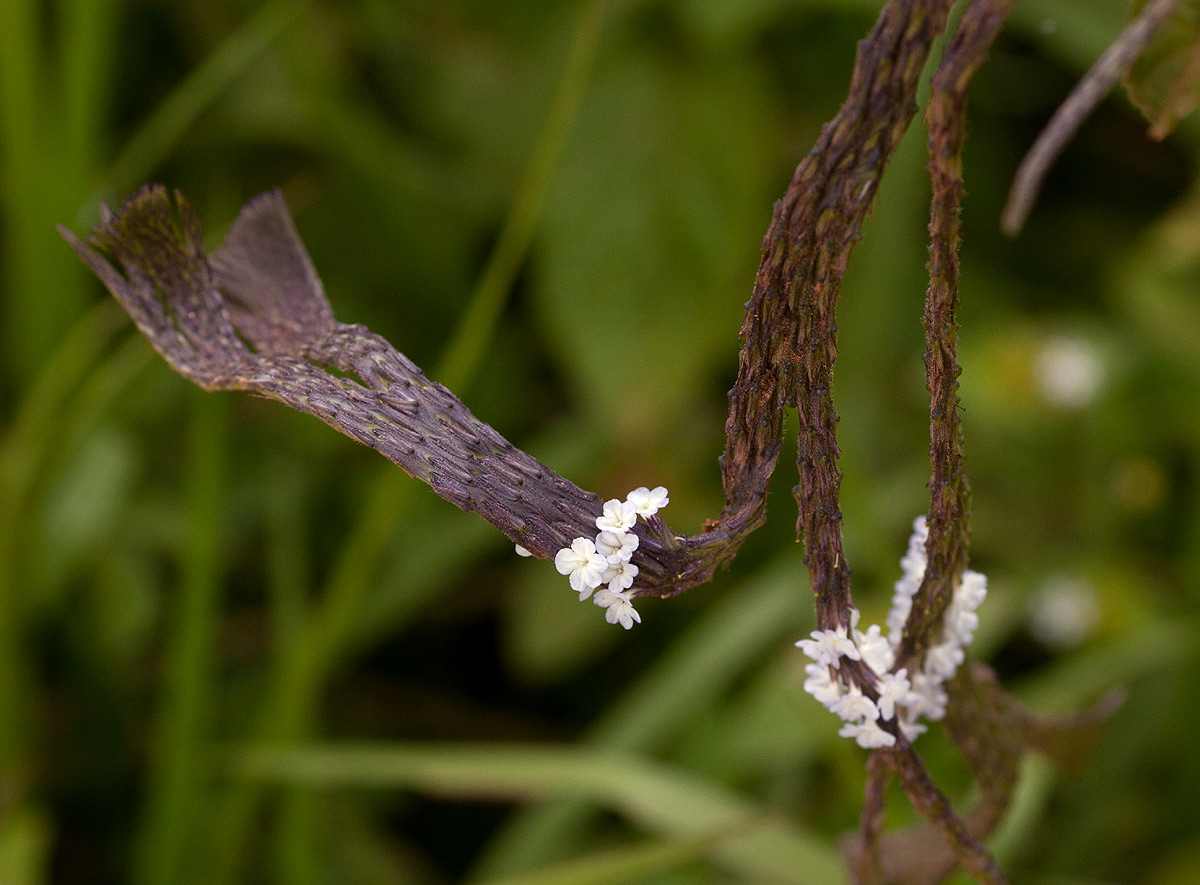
[626,486,669,517]
[804,664,843,707]
[796,627,861,669]
[830,685,880,723]
[593,588,641,629]
[854,623,893,675]
[596,529,639,563]
[596,498,638,533]
[875,668,912,721]
[602,558,639,593]
[554,538,608,597]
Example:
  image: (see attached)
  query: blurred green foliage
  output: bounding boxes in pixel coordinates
[2,0,1200,882]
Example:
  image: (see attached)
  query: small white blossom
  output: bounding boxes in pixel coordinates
[804,663,843,707]
[875,669,911,721]
[1028,575,1100,649]
[514,544,533,557]
[854,623,894,675]
[898,714,928,741]
[924,641,965,682]
[831,685,879,723]
[602,558,638,593]
[626,486,669,517]
[796,627,861,668]
[943,604,979,646]
[595,529,638,562]
[887,517,929,645]
[886,596,912,645]
[838,721,896,749]
[1035,335,1103,409]
[554,538,608,597]
[593,587,641,629]
[908,673,948,721]
[595,498,638,533]
[957,570,988,610]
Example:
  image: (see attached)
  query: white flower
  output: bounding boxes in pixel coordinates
[838,721,896,749]
[875,669,912,721]
[596,498,638,533]
[830,685,879,723]
[886,596,912,646]
[957,570,988,610]
[898,714,927,741]
[514,544,533,557]
[795,626,861,668]
[554,538,608,597]
[943,604,979,646]
[602,558,638,593]
[804,663,843,707]
[595,529,638,562]
[924,641,965,682]
[908,673,948,721]
[1028,575,1100,649]
[887,518,929,645]
[626,486,669,517]
[854,623,893,675]
[594,588,641,629]
[1035,334,1103,409]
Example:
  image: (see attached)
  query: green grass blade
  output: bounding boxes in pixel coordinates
[435,0,610,392]
[101,0,309,199]
[59,0,117,187]
[232,743,843,884]
[0,301,129,786]
[134,393,228,885]
[477,836,720,885]
[473,553,812,878]
[0,0,87,380]
[207,4,610,874]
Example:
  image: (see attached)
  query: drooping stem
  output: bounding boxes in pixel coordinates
[720,0,956,630]
[1001,0,1178,235]
[895,0,1015,671]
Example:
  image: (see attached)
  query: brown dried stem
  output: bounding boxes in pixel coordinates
[895,0,1014,671]
[720,0,955,632]
[884,738,1008,885]
[1001,0,1179,236]
[60,189,735,599]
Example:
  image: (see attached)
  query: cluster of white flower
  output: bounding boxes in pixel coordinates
[796,516,987,749]
[517,486,669,630]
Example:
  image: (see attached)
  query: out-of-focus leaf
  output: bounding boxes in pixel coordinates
[987,756,1057,869]
[538,50,773,432]
[233,742,843,884]
[503,561,619,685]
[479,835,719,885]
[1124,0,1200,139]
[473,552,811,878]
[35,425,138,604]
[1017,620,1197,712]
[0,805,51,885]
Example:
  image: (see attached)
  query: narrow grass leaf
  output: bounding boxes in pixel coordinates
[232,743,842,884]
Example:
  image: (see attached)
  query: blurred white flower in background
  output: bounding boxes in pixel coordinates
[1028,574,1101,649]
[1034,335,1104,409]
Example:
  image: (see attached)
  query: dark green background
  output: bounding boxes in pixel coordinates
[2,0,1197,882]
